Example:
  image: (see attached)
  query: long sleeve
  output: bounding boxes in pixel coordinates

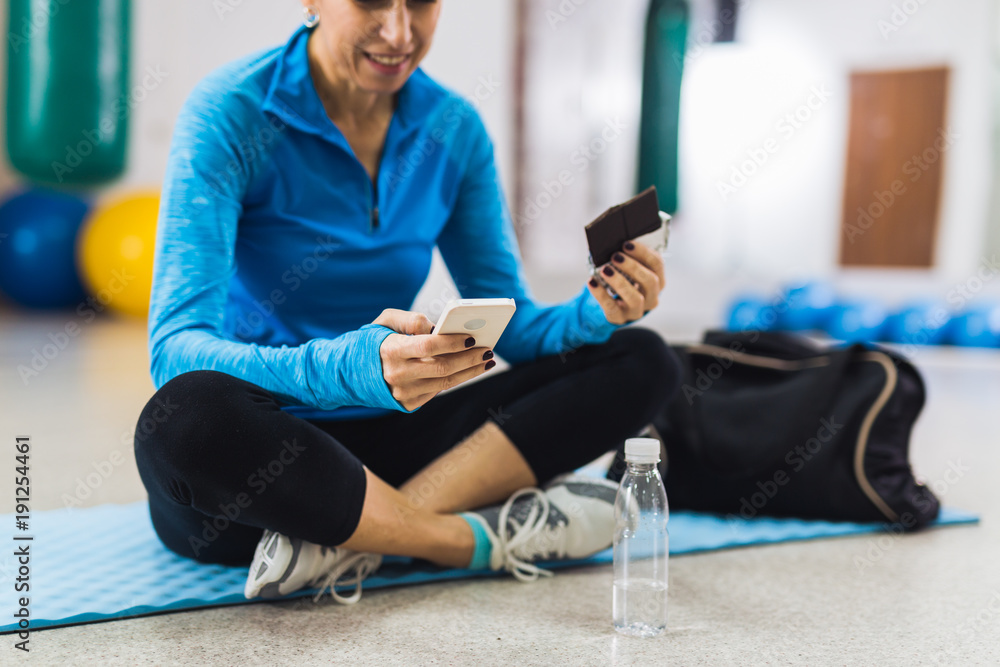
[436,110,626,365]
[147,78,408,413]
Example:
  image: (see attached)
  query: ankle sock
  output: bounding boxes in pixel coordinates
[459,513,493,570]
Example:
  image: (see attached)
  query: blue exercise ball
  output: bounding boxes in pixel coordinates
[727,296,778,332]
[778,280,837,331]
[948,305,1000,348]
[0,189,90,309]
[827,300,888,343]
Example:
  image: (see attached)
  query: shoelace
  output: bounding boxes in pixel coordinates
[496,487,565,582]
[310,549,383,604]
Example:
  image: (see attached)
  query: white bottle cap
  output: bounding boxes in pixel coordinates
[624,437,660,464]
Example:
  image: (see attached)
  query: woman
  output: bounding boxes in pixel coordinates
[135,0,680,604]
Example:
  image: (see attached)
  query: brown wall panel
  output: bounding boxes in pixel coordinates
[840,67,950,267]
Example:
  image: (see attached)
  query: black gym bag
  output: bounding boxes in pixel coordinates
[608,330,940,530]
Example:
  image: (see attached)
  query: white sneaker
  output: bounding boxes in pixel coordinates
[244,530,382,604]
[463,475,619,582]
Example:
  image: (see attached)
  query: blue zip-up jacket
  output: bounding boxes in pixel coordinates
[148,25,623,421]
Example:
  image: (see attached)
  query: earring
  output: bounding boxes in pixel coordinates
[303,6,320,28]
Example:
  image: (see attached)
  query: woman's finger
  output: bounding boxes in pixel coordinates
[410,358,495,397]
[587,275,627,324]
[373,308,434,335]
[609,251,660,310]
[598,265,645,320]
[622,240,665,292]
[410,346,494,380]
[397,331,480,361]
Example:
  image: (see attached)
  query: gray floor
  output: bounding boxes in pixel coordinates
[1,268,998,666]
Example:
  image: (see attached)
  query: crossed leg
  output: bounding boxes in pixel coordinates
[135,328,679,569]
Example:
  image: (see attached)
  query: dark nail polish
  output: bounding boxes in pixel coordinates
[624,241,635,251]
[603,265,615,277]
[484,360,496,370]
[465,337,475,348]
[613,252,625,263]
[430,326,435,334]
[482,350,494,361]
[589,277,599,288]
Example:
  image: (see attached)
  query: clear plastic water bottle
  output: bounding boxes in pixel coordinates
[613,437,669,637]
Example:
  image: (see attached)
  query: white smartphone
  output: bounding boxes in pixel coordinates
[433,298,516,350]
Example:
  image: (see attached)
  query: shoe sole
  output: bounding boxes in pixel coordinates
[245,530,305,599]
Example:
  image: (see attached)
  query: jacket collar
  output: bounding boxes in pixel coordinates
[262,25,437,145]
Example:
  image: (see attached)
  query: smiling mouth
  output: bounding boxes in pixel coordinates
[364,52,410,67]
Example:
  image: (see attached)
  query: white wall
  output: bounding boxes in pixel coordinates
[521,0,997,280]
[680,0,996,279]
[0,0,516,204]
[989,4,1000,260]
[519,0,649,273]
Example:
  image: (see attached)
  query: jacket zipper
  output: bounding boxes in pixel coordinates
[363,125,390,233]
[370,174,380,233]
[364,114,395,232]
[367,146,383,233]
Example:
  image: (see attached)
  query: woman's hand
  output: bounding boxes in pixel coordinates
[586,240,665,325]
[373,308,496,411]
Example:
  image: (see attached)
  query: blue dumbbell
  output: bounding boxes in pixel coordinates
[948,305,1000,347]
[827,300,888,343]
[884,302,951,346]
[727,296,779,332]
[778,280,837,331]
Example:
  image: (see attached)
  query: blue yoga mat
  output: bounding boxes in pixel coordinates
[0,501,977,633]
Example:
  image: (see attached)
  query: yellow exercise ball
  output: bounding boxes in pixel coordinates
[76,191,160,319]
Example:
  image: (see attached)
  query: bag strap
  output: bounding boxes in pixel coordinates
[851,351,906,523]
[671,333,858,468]
[685,344,831,371]
[702,330,825,358]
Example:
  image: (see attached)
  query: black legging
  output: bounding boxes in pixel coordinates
[133,327,680,566]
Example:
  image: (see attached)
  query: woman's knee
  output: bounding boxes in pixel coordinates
[608,327,682,406]
[133,370,259,464]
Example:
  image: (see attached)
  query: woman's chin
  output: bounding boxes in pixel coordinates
[355,72,411,95]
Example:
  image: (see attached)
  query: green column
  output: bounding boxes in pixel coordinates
[6,0,131,185]
[637,0,689,214]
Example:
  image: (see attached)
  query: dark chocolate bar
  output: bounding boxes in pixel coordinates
[585,186,660,267]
